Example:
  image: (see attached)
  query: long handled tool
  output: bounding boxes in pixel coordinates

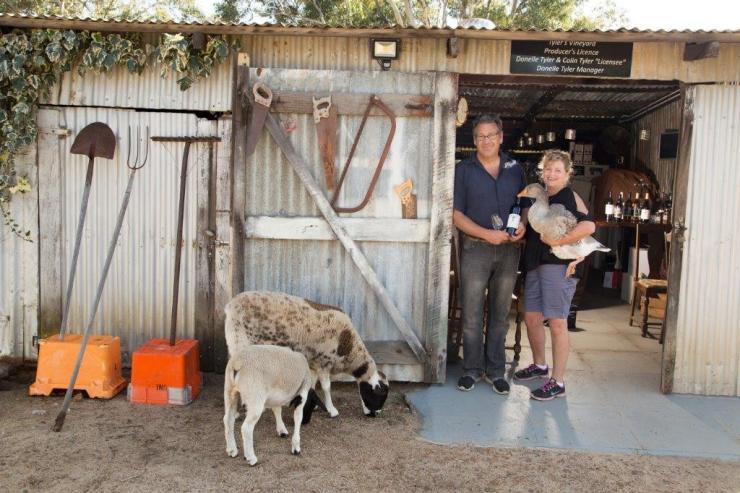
[53,126,149,432]
[59,122,116,340]
[313,95,338,191]
[330,96,396,213]
[151,135,221,346]
[244,82,273,157]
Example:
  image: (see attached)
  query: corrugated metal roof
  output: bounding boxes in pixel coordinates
[1,13,738,40]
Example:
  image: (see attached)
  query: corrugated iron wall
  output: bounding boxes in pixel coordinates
[43,61,232,112]
[241,36,740,82]
[673,84,740,396]
[632,100,681,192]
[35,107,221,363]
[0,143,38,358]
[242,68,436,343]
[243,36,510,75]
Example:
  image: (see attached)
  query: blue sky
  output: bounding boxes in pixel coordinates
[194,0,740,30]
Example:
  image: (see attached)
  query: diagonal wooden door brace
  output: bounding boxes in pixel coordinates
[262,110,428,362]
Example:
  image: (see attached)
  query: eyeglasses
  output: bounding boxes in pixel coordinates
[474,131,502,142]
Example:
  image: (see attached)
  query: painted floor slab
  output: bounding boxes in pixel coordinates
[406,304,740,459]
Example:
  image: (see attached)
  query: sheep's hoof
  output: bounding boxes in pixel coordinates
[291,449,301,456]
[226,447,239,457]
[278,431,289,438]
[328,409,340,418]
[246,457,258,466]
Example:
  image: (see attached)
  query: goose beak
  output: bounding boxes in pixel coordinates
[517,187,530,198]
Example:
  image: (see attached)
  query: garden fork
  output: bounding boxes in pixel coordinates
[54,125,149,432]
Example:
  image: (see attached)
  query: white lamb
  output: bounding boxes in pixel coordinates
[223,344,326,466]
[224,291,389,418]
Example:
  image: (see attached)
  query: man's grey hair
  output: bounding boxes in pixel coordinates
[472,114,503,134]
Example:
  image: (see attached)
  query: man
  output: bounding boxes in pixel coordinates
[453,114,527,394]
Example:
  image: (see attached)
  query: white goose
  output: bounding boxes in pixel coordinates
[518,183,609,260]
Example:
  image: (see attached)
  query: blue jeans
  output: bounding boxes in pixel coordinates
[459,237,520,380]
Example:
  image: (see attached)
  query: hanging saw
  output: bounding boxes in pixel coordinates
[313,95,338,192]
[244,82,274,157]
[330,95,396,214]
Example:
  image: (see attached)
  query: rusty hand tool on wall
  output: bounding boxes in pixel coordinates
[53,126,149,432]
[330,95,396,214]
[244,82,273,157]
[151,135,221,347]
[313,95,338,191]
[58,122,116,341]
[394,178,417,219]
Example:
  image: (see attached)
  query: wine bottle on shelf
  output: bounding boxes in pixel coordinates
[663,193,672,224]
[506,197,522,236]
[614,192,624,222]
[604,191,614,222]
[653,194,664,224]
[624,192,633,222]
[640,192,651,223]
[632,192,641,223]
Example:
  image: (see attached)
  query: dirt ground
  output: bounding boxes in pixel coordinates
[1,366,738,493]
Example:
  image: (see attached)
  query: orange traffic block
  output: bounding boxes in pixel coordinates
[128,338,201,405]
[29,334,127,399]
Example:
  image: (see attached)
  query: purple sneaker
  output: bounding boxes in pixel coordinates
[531,378,566,401]
[513,364,549,381]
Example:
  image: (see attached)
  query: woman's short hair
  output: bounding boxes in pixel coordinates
[537,149,573,181]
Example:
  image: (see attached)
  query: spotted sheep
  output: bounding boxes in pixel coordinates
[223,345,327,466]
[224,291,389,418]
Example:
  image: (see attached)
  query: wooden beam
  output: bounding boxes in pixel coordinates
[194,119,217,372]
[245,216,430,243]
[230,54,248,299]
[213,116,233,373]
[1,15,738,43]
[272,92,433,117]
[365,340,419,365]
[461,74,681,88]
[423,72,457,383]
[683,41,720,61]
[37,109,64,339]
[261,107,428,363]
[461,81,678,94]
[661,84,692,395]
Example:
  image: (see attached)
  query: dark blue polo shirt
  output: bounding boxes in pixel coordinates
[454,152,529,230]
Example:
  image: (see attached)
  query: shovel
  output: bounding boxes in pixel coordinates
[58,122,116,341]
[53,126,147,432]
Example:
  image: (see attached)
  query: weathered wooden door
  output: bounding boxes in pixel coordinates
[229,66,457,382]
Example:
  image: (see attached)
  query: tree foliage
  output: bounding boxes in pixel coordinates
[0,0,206,22]
[0,29,233,239]
[213,0,627,29]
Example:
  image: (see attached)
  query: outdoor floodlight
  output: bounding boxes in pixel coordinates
[372,39,400,70]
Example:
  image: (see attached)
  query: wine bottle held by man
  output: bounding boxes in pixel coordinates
[506,197,522,236]
[605,191,614,222]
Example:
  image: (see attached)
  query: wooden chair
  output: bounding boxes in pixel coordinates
[629,226,670,341]
[447,232,523,362]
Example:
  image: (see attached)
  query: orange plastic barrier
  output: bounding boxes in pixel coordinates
[127,338,201,405]
[29,334,127,399]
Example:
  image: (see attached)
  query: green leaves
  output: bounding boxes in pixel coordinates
[156,33,235,92]
[0,28,232,239]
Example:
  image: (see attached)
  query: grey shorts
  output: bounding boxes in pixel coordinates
[524,264,579,320]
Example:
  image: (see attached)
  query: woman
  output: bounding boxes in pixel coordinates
[514,150,596,401]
